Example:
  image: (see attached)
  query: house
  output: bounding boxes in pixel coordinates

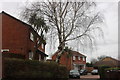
[0,11,48,61]
[52,50,86,71]
[94,57,120,68]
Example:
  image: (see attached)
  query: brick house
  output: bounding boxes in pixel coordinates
[0,11,48,61]
[52,50,86,71]
[94,57,120,68]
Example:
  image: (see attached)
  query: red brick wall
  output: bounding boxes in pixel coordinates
[0,13,3,78]
[52,51,86,70]
[52,51,72,70]
[73,56,86,64]
[1,13,45,60]
[2,13,29,57]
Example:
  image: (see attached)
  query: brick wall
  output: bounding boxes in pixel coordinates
[0,13,2,79]
[2,13,29,57]
[1,12,45,60]
[52,51,86,70]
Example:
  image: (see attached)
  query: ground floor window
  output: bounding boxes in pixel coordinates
[39,54,41,61]
[29,51,33,60]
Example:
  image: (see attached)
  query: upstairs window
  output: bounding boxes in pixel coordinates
[42,43,44,49]
[37,40,40,44]
[78,56,80,60]
[73,56,76,60]
[83,57,85,61]
[37,38,40,44]
[30,32,34,41]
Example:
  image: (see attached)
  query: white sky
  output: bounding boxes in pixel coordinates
[0,0,119,62]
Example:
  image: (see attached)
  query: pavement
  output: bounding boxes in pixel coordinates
[69,73,100,80]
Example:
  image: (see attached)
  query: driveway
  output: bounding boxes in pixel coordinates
[69,73,100,80]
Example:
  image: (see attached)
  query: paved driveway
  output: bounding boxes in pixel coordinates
[69,73,100,80]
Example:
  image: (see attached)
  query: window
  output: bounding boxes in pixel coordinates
[78,56,80,60]
[83,57,85,61]
[44,57,46,61]
[73,56,76,60]
[1,49,9,52]
[37,38,40,44]
[42,44,44,49]
[39,54,41,61]
[30,32,34,41]
[29,51,33,60]
[37,40,40,44]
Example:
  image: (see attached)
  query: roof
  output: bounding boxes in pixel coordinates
[70,50,86,57]
[53,49,86,57]
[36,49,48,57]
[1,11,42,39]
[94,57,120,67]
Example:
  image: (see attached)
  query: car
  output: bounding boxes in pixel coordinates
[79,69,88,75]
[91,69,98,75]
[69,70,80,79]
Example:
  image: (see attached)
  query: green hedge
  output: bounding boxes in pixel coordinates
[3,58,68,80]
[105,67,120,70]
[3,53,25,59]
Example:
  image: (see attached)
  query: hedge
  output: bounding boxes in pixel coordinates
[3,58,68,80]
[98,65,110,80]
[3,53,25,59]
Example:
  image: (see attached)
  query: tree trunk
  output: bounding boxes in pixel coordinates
[56,42,65,63]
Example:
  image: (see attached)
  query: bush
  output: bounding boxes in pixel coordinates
[3,58,68,80]
[105,67,120,70]
[98,65,110,80]
[3,53,25,59]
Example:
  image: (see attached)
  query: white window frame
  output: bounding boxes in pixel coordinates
[78,56,80,60]
[83,57,85,61]
[39,54,41,61]
[29,51,33,60]
[30,32,34,41]
[37,40,40,44]
[1,49,9,52]
[44,57,46,61]
[42,43,44,49]
[73,56,76,60]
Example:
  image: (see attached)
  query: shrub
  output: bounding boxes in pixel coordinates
[98,65,110,80]
[105,67,120,70]
[3,58,68,80]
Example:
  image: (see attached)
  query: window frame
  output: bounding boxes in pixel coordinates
[30,32,34,41]
[41,43,44,49]
[39,54,41,61]
[83,56,85,61]
[73,56,76,60]
[78,56,80,60]
[29,51,33,60]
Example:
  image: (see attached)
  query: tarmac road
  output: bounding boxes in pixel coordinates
[69,73,100,80]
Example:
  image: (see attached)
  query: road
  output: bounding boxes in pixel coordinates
[69,73,100,80]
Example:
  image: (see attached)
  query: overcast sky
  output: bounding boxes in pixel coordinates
[0,0,119,62]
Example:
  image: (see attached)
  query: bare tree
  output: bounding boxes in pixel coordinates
[21,1,103,63]
[91,58,98,64]
[21,5,49,59]
[97,55,109,61]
